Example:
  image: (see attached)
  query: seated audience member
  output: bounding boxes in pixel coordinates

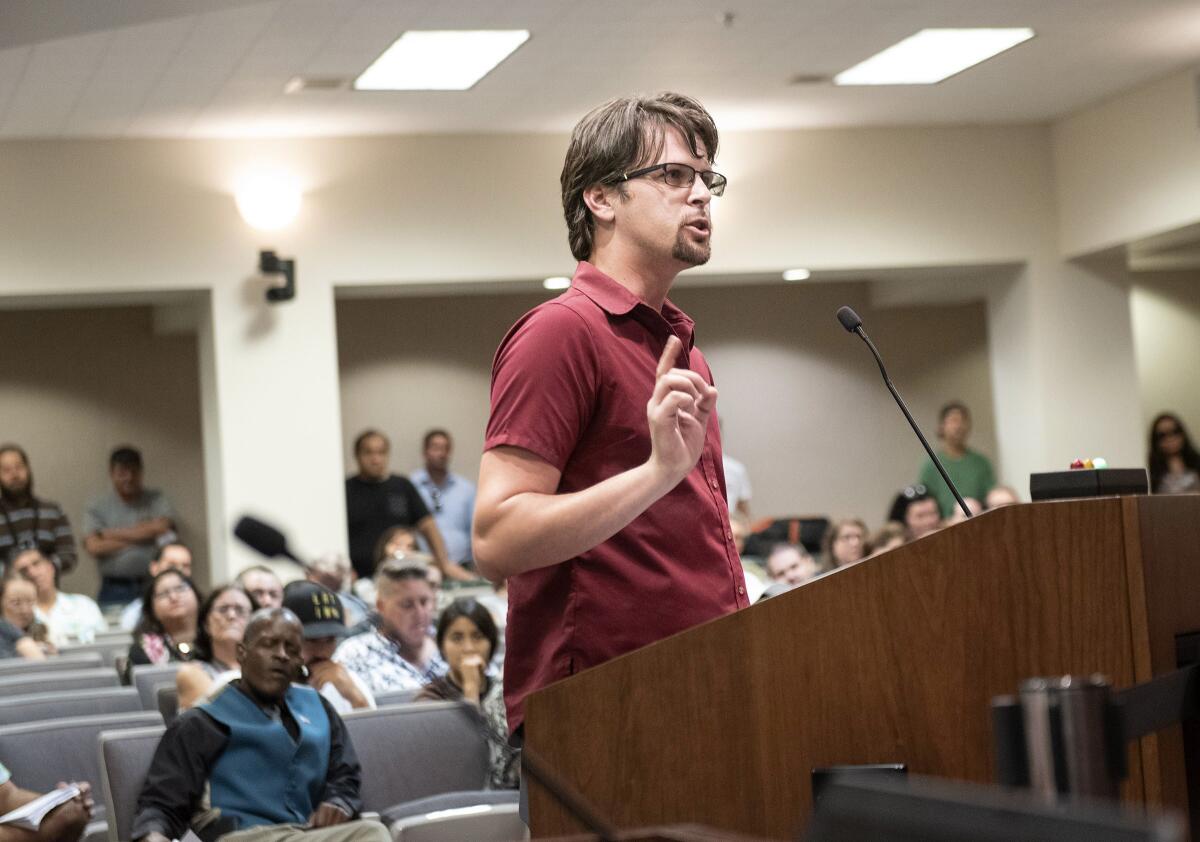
[943,497,983,527]
[765,543,821,586]
[176,585,255,711]
[307,553,370,632]
[1148,412,1200,495]
[10,546,104,646]
[284,581,374,713]
[121,541,193,631]
[416,598,518,789]
[334,559,446,696]
[888,485,941,543]
[821,518,868,569]
[0,575,47,661]
[132,609,389,842]
[83,446,176,608]
[235,564,284,610]
[917,401,997,518]
[0,761,93,841]
[868,522,906,558]
[0,444,78,574]
[129,570,200,667]
[985,485,1020,509]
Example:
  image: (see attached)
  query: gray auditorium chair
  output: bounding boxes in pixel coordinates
[98,725,165,842]
[344,702,516,822]
[373,687,420,707]
[390,802,527,841]
[130,663,181,709]
[0,651,103,675]
[155,683,178,726]
[0,667,120,697]
[60,639,133,667]
[0,687,141,726]
[0,711,162,829]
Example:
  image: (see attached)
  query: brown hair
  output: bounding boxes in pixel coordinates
[820,518,869,568]
[560,92,719,262]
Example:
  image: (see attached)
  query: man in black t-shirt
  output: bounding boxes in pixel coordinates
[344,430,471,582]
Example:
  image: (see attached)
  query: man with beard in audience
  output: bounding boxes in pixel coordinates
[0,445,77,574]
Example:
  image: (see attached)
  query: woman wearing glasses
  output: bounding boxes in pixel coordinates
[175,584,256,710]
[1148,412,1200,495]
[128,569,201,669]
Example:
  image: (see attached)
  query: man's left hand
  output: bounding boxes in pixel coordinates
[308,801,350,828]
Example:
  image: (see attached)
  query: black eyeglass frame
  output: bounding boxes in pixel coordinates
[620,162,727,196]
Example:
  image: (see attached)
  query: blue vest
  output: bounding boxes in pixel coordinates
[201,683,331,829]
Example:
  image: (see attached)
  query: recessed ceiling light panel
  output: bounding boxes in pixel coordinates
[543,276,570,291]
[355,30,530,91]
[834,28,1034,86]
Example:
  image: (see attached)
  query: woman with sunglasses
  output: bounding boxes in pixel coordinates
[1148,413,1200,495]
[175,584,256,710]
[128,569,201,668]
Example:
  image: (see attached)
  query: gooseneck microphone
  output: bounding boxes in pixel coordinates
[836,306,973,520]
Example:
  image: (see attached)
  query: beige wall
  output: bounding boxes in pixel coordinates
[336,282,996,527]
[0,306,208,595]
[1131,272,1200,440]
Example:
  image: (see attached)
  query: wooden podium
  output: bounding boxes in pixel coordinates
[523,495,1200,839]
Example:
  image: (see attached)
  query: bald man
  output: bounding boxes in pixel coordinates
[133,608,388,842]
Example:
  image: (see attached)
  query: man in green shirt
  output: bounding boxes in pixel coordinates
[918,402,996,518]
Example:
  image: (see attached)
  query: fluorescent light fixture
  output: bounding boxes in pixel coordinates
[355,30,530,91]
[834,28,1034,86]
[543,276,571,291]
[782,268,811,282]
[234,170,302,231]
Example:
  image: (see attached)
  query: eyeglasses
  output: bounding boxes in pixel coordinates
[621,162,727,197]
[154,583,192,602]
[1156,427,1183,440]
[214,604,250,619]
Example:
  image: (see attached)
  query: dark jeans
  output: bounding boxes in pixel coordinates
[97,577,144,609]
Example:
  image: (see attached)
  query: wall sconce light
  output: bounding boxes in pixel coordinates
[235,171,302,230]
[260,250,296,303]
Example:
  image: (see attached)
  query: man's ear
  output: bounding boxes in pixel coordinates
[236,641,247,667]
[582,183,618,224]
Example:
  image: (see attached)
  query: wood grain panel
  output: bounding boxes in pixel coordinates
[525,498,1157,838]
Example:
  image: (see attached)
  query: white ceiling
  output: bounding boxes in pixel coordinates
[0,0,1198,139]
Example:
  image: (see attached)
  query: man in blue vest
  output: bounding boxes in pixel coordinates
[133,608,388,842]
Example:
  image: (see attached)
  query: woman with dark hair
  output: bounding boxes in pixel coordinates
[821,518,868,569]
[1148,412,1200,495]
[175,584,255,710]
[128,569,200,667]
[416,598,517,789]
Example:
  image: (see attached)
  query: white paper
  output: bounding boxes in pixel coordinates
[0,784,80,830]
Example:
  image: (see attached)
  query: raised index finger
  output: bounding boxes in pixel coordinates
[656,335,682,379]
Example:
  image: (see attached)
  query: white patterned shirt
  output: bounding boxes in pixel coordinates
[333,630,447,696]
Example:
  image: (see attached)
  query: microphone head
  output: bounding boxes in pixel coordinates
[233,515,291,559]
[836,306,863,333]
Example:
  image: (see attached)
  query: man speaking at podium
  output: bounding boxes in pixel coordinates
[473,92,749,738]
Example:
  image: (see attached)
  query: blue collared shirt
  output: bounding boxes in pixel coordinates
[410,468,475,563]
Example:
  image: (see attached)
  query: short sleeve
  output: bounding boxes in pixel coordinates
[150,491,175,522]
[484,303,600,472]
[401,478,431,522]
[82,498,104,534]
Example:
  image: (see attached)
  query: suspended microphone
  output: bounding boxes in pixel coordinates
[836,306,973,520]
[233,515,306,568]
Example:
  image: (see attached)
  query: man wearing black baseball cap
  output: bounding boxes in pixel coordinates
[283,581,374,713]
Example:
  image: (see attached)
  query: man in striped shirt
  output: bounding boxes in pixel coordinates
[0,444,77,574]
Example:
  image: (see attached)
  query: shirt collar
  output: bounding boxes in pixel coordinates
[570,262,697,350]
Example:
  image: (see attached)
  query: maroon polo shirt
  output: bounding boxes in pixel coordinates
[484,261,749,732]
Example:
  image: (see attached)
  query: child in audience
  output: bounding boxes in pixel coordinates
[128,569,200,667]
[0,573,50,659]
[416,598,518,789]
[821,518,869,569]
[175,584,255,710]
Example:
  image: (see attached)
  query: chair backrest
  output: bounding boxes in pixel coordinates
[98,725,165,842]
[0,687,141,727]
[373,687,419,707]
[390,803,527,842]
[0,711,162,822]
[130,663,181,709]
[344,701,489,813]
[0,652,103,676]
[59,640,133,668]
[156,683,178,726]
[0,667,120,698]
